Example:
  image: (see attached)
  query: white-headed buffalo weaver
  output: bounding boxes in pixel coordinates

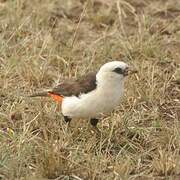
[29,61,137,131]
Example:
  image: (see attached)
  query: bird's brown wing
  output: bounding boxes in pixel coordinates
[50,72,97,97]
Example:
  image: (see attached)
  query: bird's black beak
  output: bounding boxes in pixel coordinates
[123,67,137,76]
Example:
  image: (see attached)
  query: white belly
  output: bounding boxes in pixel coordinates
[61,86,124,118]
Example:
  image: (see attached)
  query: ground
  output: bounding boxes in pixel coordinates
[0,0,180,179]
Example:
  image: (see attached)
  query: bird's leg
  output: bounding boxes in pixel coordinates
[90,118,101,134]
[63,116,72,132]
[90,118,99,126]
[63,116,72,124]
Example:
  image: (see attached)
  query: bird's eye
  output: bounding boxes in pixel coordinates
[113,67,123,74]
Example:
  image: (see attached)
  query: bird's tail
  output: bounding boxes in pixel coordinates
[28,91,49,97]
[28,91,63,104]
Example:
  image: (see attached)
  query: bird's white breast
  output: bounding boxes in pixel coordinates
[61,81,124,118]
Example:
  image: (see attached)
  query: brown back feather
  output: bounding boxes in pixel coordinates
[49,72,97,97]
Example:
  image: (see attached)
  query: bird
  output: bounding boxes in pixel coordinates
[29,61,136,132]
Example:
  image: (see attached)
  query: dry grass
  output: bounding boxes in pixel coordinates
[0,0,180,179]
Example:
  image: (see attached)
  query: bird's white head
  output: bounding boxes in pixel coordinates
[96,61,129,87]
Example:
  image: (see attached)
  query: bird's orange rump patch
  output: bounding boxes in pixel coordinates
[48,93,63,104]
